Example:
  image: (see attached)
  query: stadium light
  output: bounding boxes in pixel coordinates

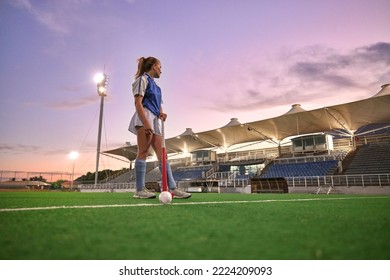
[94,72,108,96]
[68,151,79,190]
[69,151,79,160]
[94,72,109,185]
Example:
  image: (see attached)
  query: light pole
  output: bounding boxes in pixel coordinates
[93,72,108,185]
[69,151,79,190]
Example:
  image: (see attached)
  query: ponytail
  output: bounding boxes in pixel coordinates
[135,57,159,78]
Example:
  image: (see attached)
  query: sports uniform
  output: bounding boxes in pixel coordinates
[128,73,163,135]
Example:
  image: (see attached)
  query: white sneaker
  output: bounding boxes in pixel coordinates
[133,188,156,199]
[171,188,191,199]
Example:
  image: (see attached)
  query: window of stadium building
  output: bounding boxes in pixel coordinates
[230,164,263,176]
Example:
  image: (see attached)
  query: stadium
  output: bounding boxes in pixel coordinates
[0,84,389,261]
[88,83,390,195]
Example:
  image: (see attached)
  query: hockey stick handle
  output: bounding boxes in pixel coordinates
[161,120,168,192]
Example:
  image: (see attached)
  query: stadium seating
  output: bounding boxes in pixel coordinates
[345,143,390,174]
[172,165,213,181]
[260,160,338,178]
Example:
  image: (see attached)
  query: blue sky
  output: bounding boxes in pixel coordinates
[0,0,389,176]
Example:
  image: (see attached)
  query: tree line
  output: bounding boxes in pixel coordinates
[9,168,129,189]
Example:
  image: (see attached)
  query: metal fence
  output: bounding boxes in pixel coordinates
[79,182,136,191]
[287,174,390,188]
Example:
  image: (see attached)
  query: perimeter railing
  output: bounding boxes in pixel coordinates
[78,174,390,192]
[78,182,136,191]
[286,173,390,188]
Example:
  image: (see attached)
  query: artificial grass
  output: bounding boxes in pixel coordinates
[0,192,389,260]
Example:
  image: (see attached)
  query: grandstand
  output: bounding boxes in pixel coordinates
[345,143,390,175]
[77,84,390,194]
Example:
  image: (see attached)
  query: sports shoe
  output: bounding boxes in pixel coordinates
[133,188,156,199]
[171,188,191,199]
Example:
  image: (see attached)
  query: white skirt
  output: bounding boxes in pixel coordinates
[128,107,162,136]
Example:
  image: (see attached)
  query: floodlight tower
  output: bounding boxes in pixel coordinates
[93,72,108,185]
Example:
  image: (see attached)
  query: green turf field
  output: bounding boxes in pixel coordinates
[0,192,389,260]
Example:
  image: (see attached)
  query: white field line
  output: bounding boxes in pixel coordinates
[0,196,388,212]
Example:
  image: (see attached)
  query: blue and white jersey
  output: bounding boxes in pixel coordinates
[132,73,162,117]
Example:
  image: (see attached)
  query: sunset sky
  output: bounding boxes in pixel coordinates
[0,0,389,179]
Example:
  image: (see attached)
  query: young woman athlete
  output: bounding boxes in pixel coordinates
[128,57,191,199]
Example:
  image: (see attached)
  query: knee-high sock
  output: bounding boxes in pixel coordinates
[159,162,176,189]
[135,159,146,191]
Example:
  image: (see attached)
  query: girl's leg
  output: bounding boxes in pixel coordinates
[151,134,176,187]
[134,127,155,198]
[134,159,146,191]
[158,162,177,189]
[136,126,152,160]
[151,135,175,188]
